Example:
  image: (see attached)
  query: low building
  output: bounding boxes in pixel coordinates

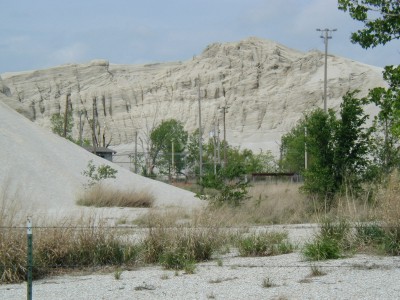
[83,146,116,162]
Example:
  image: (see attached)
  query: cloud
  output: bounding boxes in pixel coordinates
[49,43,88,65]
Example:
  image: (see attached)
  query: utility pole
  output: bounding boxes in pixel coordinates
[63,93,71,138]
[304,125,308,170]
[79,110,83,146]
[134,131,138,174]
[213,121,217,175]
[220,105,229,167]
[92,97,97,154]
[171,139,175,182]
[197,76,203,181]
[316,28,336,113]
[209,121,217,175]
[217,118,221,165]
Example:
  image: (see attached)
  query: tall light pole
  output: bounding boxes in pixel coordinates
[316,28,336,113]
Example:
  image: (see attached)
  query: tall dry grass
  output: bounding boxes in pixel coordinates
[77,184,154,208]
[200,182,312,226]
[3,174,399,283]
[378,170,400,224]
[134,182,312,227]
[0,180,143,283]
[0,212,142,283]
[0,179,27,283]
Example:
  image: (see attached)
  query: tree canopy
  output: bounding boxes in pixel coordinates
[149,119,188,176]
[338,0,400,48]
[281,92,373,205]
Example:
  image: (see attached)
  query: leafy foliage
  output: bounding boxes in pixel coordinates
[82,160,118,187]
[149,119,188,176]
[281,92,373,205]
[338,0,400,48]
[50,112,74,140]
[368,66,400,174]
[280,117,307,173]
[339,0,400,176]
[303,219,352,261]
[207,181,250,207]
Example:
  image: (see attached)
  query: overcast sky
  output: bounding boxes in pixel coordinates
[1,0,399,74]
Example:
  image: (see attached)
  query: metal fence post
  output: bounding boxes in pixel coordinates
[27,216,32,300]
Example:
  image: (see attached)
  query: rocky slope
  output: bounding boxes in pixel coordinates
[0,37,385,155]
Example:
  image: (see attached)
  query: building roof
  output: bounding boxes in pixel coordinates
[83,146,117,154]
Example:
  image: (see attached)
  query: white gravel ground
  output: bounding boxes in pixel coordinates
[2,224,400,300]
[2,252,400,300]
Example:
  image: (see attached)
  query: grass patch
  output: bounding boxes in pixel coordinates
[77,184,154,208]
[237,231,294,257]
[262,277,276,288]
[160,273,170,280]
[114,268,122,280]
[197,183,313,226]
[309,264,326,276]
[141,224,224,270]
[4,172,400,284]
[0,196,142,284]
[302,219,352,261]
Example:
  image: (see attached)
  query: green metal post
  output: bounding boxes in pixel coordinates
[27,217,32,300]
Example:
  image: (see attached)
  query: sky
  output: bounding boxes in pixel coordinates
[1,0,399,74]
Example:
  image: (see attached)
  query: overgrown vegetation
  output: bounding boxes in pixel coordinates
[77,184,154,208]
[304,173,400,260]
[237,231,294,257]
[0,211,141,283]
[303,219,353,261]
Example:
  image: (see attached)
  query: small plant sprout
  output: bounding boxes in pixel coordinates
[216,258,223,267]
[160,273,169,280]
[262,277,276,288]
[310,264,326,277]
[114,268,122,280]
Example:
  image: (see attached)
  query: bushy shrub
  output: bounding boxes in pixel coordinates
[142,225,223,270]
[237,231,294,257]
[303,219,352,261]
[303,237,342,261]
[82,160,117,187]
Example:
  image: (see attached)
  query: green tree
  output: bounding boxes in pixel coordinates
[368,66,400,173]
[331,91,372,192]
[280,117,307,173]
[338,0,400,48]
[51,112,74,140]
[281,92,373,206]
[186,129,201,175]
[302,109,337,201]
[149,119,188,177]
[339,1,400,173]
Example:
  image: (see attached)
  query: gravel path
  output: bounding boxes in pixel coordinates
[2,249,400,299]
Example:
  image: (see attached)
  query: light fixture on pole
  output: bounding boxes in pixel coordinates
[316,28,337,113]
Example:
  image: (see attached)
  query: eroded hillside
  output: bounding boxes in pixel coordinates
[0,37,385,153]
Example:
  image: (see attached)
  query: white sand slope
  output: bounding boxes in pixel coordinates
[0,101,202,211]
